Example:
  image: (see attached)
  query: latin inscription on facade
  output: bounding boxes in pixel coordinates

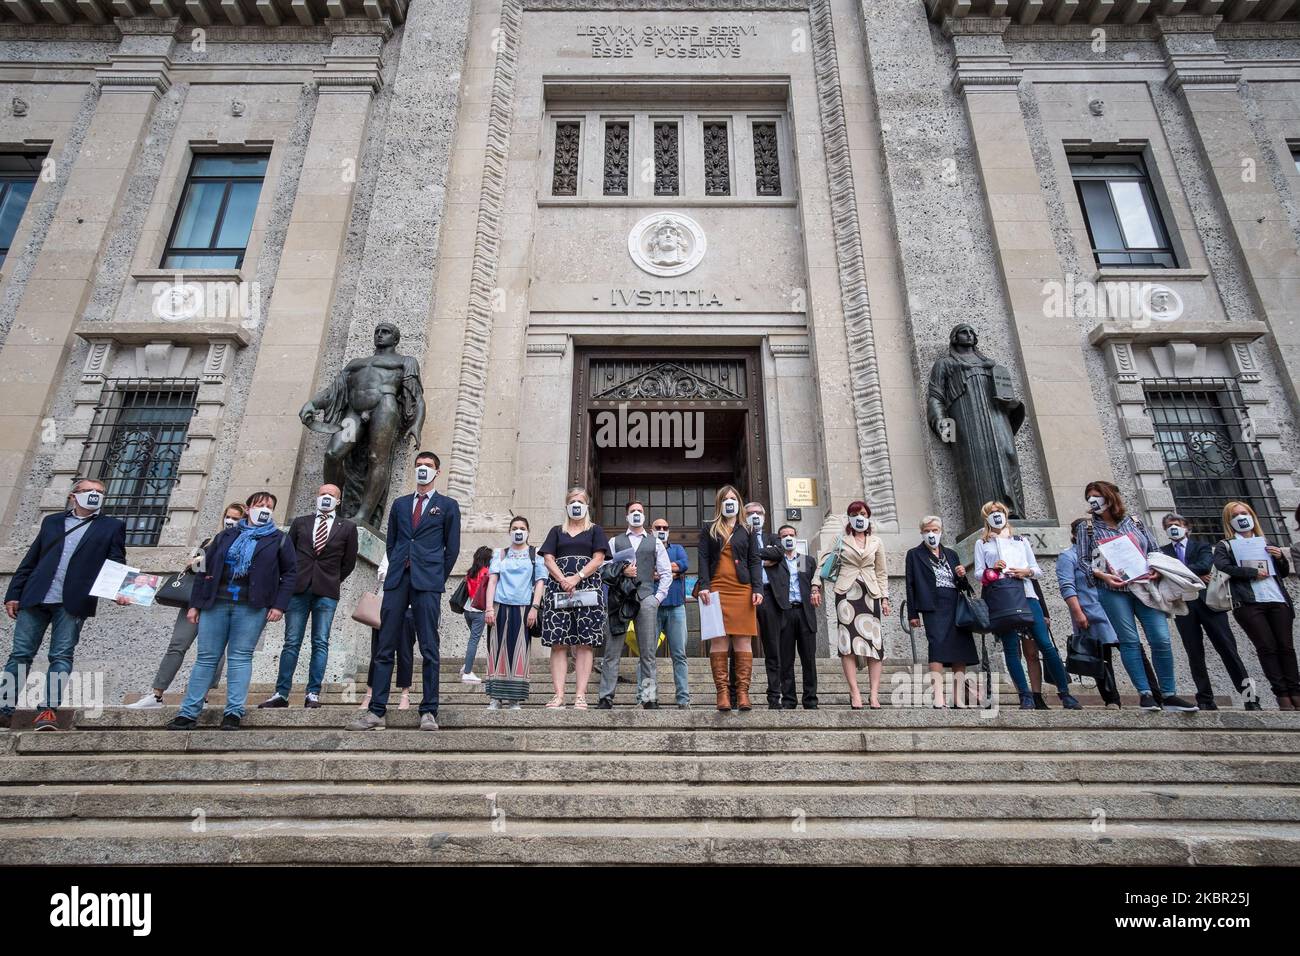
[610,289,725,308]
[576,24,755,59]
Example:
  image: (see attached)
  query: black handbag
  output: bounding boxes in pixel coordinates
[1066,628,1108,680]
[982,576,1035,635]
[154,569,196,609]
[448,577,470,615]
[955,593,991,633]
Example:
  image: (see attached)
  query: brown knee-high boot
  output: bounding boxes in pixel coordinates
[734,650,753,711]
[710,652,732,711]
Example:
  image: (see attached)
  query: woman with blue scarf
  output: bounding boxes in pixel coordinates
[167,492,297,731]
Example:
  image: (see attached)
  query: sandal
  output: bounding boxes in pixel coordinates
[545,694,565,709]
[573,695,588,710]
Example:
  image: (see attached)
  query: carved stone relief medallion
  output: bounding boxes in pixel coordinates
[627,212,706,277]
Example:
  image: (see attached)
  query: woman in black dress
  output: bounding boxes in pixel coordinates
[904,516,977,707]
[538,487,609,710]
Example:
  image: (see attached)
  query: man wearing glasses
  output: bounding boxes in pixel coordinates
[651,519,691,709]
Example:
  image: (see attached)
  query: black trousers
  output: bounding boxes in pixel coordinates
[1173,599,1249,705]
[1100,644,1162,705]
[1233,602,1300,698]
[778,603,817,708]
[366,608,415,691]
[756,586,783,707]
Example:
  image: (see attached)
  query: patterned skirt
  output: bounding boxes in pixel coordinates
[485,602,531,702]
[539,554,606,647]
[835,580,884,667]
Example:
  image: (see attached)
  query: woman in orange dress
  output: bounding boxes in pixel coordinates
[696,485,764,711]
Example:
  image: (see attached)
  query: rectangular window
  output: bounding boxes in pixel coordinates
[653,121,679,197]
[83,379,199,547]
[603,121,630,196]
[0,153,42,269]
[162,153,268,269]
[1144,378,1285,542]
[1291,146,1300,175]
[1071,153,1175,268]
[752,121,781,196]
[703,121,731,196]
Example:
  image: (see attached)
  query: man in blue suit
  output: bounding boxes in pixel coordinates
[349,451,460,731]
[3,478,127,730]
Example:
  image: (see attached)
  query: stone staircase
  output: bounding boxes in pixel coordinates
[1,661,1297,865]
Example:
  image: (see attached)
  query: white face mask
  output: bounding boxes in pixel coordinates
[781,535,796,551]
[923,531,941,548]
[250,506,274,526]
[721,499,739,518]
[414,464,436,485]
[655,530,669,542]
[850,515,869,532]
[1166,525,1187,541]
[1231,513,1254,533]
[72,489,103,512]
[987,512,1007,530]
[627,511,645,528]
[1087,496,1106,514]
[511,528,527,545]
[567,500,588,520]
[317,494,336,513]
[223,517,239,529]
[748,513,764,530]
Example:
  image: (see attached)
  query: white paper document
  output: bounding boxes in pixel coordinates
[89,560,133,601]
[89,561,160,606]
[1229,535,1275,575]
[608,545,638,564]
[697,593,726,640]
[1098,535,1150,582]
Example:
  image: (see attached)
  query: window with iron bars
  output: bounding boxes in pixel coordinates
[81,379,199,547]
[1143,378,1285,543]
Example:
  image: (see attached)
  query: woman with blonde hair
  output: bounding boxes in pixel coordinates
[697,485,763,711]
[1213,501,1298,710]
[811,500,889,709]
[537,487,608,709]
[974,500,1081,710]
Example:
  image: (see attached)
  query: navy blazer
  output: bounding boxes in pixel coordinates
[697,523,762,595]
[189,526,297,611]
[384,490,462,593]
[757,545,818,631]
[5,511,127,618]
[904,544,972,616]
[1160,538,1215,577]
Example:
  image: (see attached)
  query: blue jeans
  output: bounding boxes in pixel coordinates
[463,609,485,674]
[998,598,1070,695]
[657,603,689,705]
[1098,588,1177,696]
[1,604,85,714]
[180,601,269,719]
[274,592,338,697]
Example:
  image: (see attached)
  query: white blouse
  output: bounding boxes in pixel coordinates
[973,534,1042,599]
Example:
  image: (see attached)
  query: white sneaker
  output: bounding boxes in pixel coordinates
[508,702,522,710]
[461,671,482,683]
[126,693,163,710]
[486,699,501,710]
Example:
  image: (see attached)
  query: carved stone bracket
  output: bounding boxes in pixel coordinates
[203,339,235,383]
[1226,336,1263,385]
[81,339,116,385]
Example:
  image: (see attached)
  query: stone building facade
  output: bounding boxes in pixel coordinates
[1,0,1298,703]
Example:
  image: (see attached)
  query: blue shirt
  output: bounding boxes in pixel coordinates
[488,546,546,606]
[785,553,803,605]
[660,543,689,607]
[1056,547,1118,644]
[42,513,95,606]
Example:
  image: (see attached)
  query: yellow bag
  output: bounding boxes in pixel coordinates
[624,620,666,656]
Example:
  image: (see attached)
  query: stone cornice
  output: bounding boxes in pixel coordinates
[522,0,808,8]
[941,15,1011,37]
[930,0,1296,29]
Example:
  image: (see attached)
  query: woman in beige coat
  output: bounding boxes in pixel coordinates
[812,500,890,708]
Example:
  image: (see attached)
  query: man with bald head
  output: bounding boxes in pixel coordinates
[260,483,358,708]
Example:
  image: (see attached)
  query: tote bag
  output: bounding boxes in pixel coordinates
[982,576,1034,635]
[351,589,382,628]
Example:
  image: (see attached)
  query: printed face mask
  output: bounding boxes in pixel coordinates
[568,500,588,520]
[1166,525,1187,541]
[1087,496,1106,514]
[850,515,869,532]
[781,535,796,551]
[748,513,764,530]
[415,464,435,485]
[223,517,239,529]
[627,511,645,527]
[511,528,527,544]
[923,531,941,548]
[721,499,739,517]
[250,507,274,526]
[987,512,1007,529]
[317,494,336,513]
[72,489,103,512]
[1231,513,1254,533]
[655,530,669,542]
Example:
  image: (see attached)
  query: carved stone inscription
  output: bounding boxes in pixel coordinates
[577,23,755,58]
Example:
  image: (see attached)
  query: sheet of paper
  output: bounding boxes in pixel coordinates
[607,545,638,564]
[1098,536,1149,582]
[89,560,134,600]
[1230,535,1275,575]
[698,593,726,640]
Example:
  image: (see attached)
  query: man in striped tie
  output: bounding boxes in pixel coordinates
[259,484,358,709]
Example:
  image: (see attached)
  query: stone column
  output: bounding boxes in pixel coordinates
[0,19,173,536]
[1158,14,1300,411]
[945,17,1114,519]
[224,20,387,515]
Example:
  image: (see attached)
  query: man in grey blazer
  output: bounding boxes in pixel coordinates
[598,500,671,709]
